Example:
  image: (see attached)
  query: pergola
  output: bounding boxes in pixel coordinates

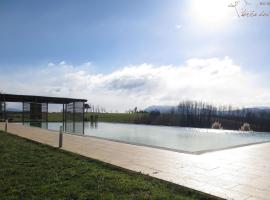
[0,93,87,134]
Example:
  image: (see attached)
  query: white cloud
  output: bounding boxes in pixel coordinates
[48,62,55,67]
[176,24,182,30]
[1,57,270,112]
[59,61,66,65]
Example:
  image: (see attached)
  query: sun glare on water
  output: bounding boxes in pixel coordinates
[190,0,233,29]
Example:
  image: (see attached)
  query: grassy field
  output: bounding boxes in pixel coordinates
[0,131,221,200]
[86,113,146,123]
[47,112,145,123]
[3,112,143,123]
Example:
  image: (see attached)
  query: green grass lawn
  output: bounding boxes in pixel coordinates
[47,112,146,123]
[0,131,221,200]
[86,113,147,123]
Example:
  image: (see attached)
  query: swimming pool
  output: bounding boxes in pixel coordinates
[30,122,270,154]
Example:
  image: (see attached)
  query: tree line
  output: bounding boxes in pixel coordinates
[132,101,270,132]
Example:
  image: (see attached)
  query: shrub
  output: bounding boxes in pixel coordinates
[240,123,252,131]
[212,121,222,129]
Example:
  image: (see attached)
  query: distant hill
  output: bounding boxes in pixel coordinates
[246,107,270,112]
[144,105,176,113]
[145,105,270,114]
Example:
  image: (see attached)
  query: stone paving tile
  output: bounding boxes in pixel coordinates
[246,196,269,200]
[1,123,59,147]
[1,123,270,200]
[199,185,251,200]
[232,184,270,200]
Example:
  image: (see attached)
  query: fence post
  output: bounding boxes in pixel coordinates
[5,119,8,132]
[59,126,63,148]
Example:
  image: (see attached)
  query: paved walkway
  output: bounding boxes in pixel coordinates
[1,123,270,200]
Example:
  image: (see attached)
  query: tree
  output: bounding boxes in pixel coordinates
[84,104,91,113]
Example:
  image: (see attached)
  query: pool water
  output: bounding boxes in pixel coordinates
[34,122,270,154]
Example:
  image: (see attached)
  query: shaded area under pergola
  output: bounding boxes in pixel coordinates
[0,93,87,134]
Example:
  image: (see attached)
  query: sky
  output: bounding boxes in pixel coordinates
[1,0,270,112]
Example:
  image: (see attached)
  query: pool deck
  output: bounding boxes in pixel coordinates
[1,123,270,200]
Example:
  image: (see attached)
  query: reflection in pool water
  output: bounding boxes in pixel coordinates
[24,122,270,153]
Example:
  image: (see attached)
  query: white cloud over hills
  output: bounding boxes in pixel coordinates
[1,57,270,112]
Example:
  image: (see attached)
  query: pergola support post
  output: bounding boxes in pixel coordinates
[62,104,65,132]
[59,126,63,148]
[5,119,8,132]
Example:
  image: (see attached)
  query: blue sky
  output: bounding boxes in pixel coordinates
[1,0,270,111]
